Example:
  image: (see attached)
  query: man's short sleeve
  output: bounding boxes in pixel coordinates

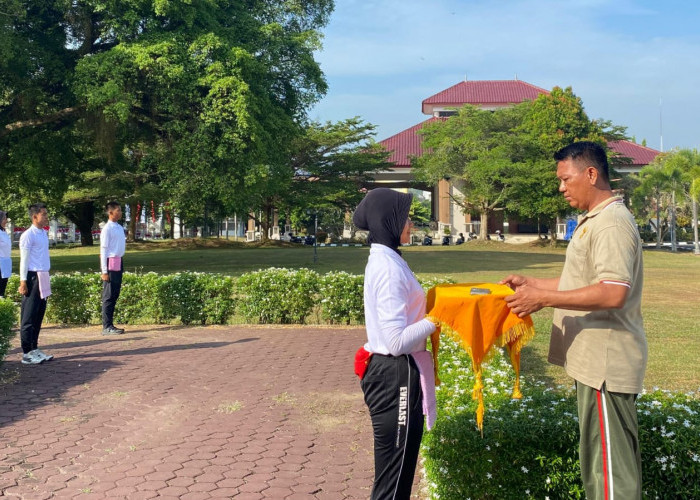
[591,222,637,285]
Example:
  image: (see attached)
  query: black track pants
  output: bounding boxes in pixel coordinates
[102,269,123,329]
[361,354,424,500]
[20,271,47,354]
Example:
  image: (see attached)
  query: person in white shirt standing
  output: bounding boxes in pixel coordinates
[100,201,126,335]
[352,188,439,500]
[0,210,11,297]
[18,203,53,364]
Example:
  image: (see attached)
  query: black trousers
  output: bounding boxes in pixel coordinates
[102,268,123,329]
[20,271,47,354]
[0,277,7,297]
[361,354,424,500]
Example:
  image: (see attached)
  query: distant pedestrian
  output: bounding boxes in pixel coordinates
[100,201,126,335]
[18,203,53,364]
[0,210,11,297]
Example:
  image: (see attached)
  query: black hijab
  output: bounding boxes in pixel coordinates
[353,188,413,253]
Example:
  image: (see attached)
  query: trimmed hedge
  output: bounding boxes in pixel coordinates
[0,298,18,364]
[237,268,319,324]
[422,335,700,499]
[0,270,454,328]
[0,269,369,326]
[319,271,365,325]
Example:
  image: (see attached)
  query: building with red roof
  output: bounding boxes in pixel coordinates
[375,79,659,237]
[422,79,549,114]
[608,140,660,173]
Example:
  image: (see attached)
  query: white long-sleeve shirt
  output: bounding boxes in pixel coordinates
[363,244,436,356]
[0,229,11,278]
[19,225,50,280]
[100,220,126,273]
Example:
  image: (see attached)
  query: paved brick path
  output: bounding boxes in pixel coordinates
[0,326,425,499]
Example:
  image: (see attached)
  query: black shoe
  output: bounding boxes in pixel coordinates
[102,326,125,335]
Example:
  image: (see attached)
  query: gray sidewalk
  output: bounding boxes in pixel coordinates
[0,325,424,499]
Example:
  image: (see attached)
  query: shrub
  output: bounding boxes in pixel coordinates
[4,275,21,304]
[0,298,18,364]
[422,336,700,499]
[198,274,236,325]
[113,272,162,324]
[237,268,319,324]
[638,389,700,499]
[81,273,104,323]
[157,273,206,325]
[319,271,364,325]
[418,276,456,291]
[46,274,93,324]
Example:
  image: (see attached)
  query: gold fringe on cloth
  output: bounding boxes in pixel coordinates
[426,283,535,435]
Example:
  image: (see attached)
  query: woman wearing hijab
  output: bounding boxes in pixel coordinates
[353,188,439,500]
[0,211,11,297]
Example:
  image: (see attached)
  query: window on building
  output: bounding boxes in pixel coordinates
[437,111,457,117]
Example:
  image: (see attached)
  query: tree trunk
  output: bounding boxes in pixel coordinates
[670,190,677,252]
[203,202,208,238]
[479,211,489,240]
[259,201,272,242]
[693,199,699,255]
[549,217,558,246]
[655,192,661,248]
[127,201,138,242]
[64,201,95,246]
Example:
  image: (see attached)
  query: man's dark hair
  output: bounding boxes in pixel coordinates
[28,203,47,218]
[105,201,121,213]
[554,141,610,184]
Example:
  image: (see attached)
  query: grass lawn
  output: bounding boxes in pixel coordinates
[9,238,700,392]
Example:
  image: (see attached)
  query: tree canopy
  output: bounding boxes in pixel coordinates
[1,0,335,242]
[633,148,700,251]
[412,86,622,239]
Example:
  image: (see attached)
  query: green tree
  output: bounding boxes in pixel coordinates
[409,196,431,225]
[412,87,618,241]
[252,117,388,241]
[509,87,620,240]
[632,152,688,250]
[1,0,334,244]
[664,149,700,253]
[413,103,529,239]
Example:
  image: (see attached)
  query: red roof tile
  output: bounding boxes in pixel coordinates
[379,118,439,167]
[608,140,660,166]
[422,80,549,113]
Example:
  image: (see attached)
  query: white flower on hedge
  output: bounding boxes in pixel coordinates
[521,466,528,473]
[486,473,492,479]
[546,477,551,484]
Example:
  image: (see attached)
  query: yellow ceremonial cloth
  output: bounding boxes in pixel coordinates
[426,283,535,433]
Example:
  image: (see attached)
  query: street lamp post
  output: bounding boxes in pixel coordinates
[306,209,319,264]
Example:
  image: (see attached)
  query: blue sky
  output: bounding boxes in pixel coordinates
[310,0,700,151]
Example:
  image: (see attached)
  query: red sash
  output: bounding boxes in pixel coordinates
[354,347,373,379]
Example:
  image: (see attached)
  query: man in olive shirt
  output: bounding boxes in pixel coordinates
[501,141,646,499]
